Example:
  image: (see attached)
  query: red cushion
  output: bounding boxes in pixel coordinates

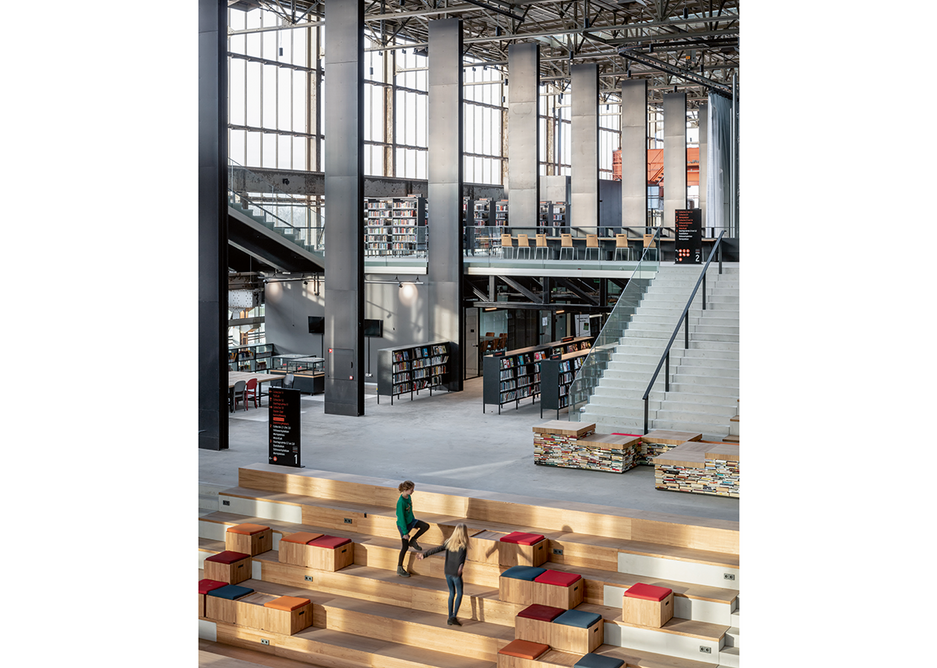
[198,579,228,595]
[500,531,545,546]
[612,433,642,438]
[307,535,352,550]
[498,639,550,660]
[205,550,250,565]
[625,583,673,602]
[517,604,565,622]
[534,570,582,588]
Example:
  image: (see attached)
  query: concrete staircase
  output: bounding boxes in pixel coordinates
[580,264,739,440]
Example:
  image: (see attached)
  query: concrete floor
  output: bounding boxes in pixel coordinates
[200,375,739,523]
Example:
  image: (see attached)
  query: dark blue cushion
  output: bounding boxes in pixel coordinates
[207,584,254,600]
[501,565,547,581]
[573,654,624,668]
[554,609,603,629]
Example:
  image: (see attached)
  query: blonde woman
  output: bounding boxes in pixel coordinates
[418,523,469,625]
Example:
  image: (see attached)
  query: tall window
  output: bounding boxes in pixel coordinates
[463,62,504,185]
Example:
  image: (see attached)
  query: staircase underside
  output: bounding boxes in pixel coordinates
[228,206,324,274]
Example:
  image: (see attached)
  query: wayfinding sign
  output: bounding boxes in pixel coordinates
[268,387,302,467]
[675,209,703,264]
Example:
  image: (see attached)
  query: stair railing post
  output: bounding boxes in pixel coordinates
[684,311,689,349]
[665,351,670,392]
[703,273,707,310]
[643,397,649,435]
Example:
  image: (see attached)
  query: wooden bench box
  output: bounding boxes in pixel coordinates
[621,583,674,628]
[224,523,273,556]
[278,533,353,572]
[203,551,252,585]
[514,614,604,653]
[499,572,584,610]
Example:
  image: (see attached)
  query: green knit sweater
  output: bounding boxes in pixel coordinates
[396,494,414,536]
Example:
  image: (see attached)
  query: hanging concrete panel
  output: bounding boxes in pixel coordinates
[324,0,365,416]
[620,79,648,231]
[663,92,687,228]
[571,64,598,234]
[698,102,708,230]
[427,18,464,390]
[508,43,540,229]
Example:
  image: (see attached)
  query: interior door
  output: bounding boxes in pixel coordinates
[464,308,479,378]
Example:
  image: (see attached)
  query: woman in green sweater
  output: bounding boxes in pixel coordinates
[395,480,429,577]
[418,523,469,626]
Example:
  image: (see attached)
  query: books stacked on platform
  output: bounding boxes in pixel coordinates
[532,422,640,474]
[652,441,739,497]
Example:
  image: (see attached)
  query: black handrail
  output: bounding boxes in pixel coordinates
[641,231,726,434]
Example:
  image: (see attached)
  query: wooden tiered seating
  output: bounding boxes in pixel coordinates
[198,466,740,668]
[224,523,272,556]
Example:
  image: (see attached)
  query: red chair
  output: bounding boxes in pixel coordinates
[245,377,260,409]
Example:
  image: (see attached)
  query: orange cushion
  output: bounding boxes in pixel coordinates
[227,523,270,536]
[263,595,310,612]
[281,531,324,544]
[498,639,550,660]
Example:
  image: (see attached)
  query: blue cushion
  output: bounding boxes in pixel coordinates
[554,609,603,629]
[573,654,624,668]
[501,565,547,581]
[207,584,254,600]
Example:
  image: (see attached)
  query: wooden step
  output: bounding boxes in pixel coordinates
[575,602,729,645]
[234,465,739,556]
[504,644,718,668]
[204,575,507,665]
[198,643,315,668]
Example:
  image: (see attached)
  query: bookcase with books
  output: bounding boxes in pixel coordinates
[482,336,593,414]
[494,199,509,229]
[376,340,451,405]
[364,196,427,257]
[539,348,591,419]
[552,201,568,235]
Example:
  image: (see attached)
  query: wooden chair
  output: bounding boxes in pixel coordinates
[497,333,507,351]
[516,234,530,259]
[485,332,495,338]
[584,234,599,261]
[559,234,574,260]
[643,233,658,261]
[501,234,513,259]
[614,234,632,261]
[534,233,548,259]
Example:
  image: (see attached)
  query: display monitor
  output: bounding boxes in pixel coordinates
[308,316,324,334]
[363,319,383,338]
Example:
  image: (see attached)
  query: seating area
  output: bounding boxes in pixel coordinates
[199,465,740,667]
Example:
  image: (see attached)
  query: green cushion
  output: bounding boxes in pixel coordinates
[573,654,624,668]
[554,609,602,629]
[500,565,546,581]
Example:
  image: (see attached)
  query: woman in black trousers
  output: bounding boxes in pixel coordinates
[419,523,469,625]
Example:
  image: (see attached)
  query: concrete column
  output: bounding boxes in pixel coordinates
[198,0,228,451]
[324,0,365,416]
[620,79,648,232]
[428,18,464,390]
[699,101,708,229]
[663,92,687,228]
[570,64,598,234]
[508,43,539,229]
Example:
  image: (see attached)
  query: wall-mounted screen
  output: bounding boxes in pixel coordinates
[308,316,325,334]
[363,319,383,338]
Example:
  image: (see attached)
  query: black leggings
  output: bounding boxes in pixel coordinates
[398,520,429,567]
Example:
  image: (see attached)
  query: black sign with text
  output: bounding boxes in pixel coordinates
[675,209,703,264]
[268,387,302,467]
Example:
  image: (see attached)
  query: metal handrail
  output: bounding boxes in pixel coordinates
[641,231,726,434]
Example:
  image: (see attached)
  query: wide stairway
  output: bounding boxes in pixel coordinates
[199,466,740,668]
[580,264,739,441]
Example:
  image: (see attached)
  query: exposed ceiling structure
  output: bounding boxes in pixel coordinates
[230,0,739,110]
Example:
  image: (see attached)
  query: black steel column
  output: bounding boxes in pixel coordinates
[198,0,228,450]
[324,0,365,415]
[428,18,464,391]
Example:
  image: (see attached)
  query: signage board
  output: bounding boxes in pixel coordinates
[675,209,703,264]
[268,386,302,467]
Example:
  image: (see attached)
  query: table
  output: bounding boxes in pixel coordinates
[228,372,280,409]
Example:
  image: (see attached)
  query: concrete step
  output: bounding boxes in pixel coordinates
[672,367,738,383]
[655,408,735,426]
[610,350,686,364]
[720,646,740,668]
[683,331,739,343]
[650,418,730,438]
[674,357,740,370]
[680,348,739,361]
[726,626,740,648]
[583,405,653,421]
[666,382,739,397]
[659,390,740,407]
[589,394,664,411]
[658,399,738,416]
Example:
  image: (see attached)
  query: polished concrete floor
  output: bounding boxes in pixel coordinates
[199,375,739,523]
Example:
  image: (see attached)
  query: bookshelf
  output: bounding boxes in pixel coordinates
[538,201,553,233]
[539,348,591,419]
[494,199,509,229]
[482,337,593,414]
[228,343,275,372]
[364,195,427,257]
[551,201,568,235]
[376,340,452,405]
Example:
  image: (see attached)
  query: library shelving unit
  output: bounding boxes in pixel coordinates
[376,341,451,405]
[552,201,568,235]
[539,348,591,419]
[538,201,553,232]
[364,196,427,257]
[494,199,509,230]
[228,343,275,372]
[473,198,494,227]
[482,337,593,414]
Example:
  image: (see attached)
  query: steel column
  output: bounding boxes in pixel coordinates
[571,64,599,235]
[198,0,228,451]
[620,79,647,231]
[663,92,687,229]
[324,0,365,416]
[508,43,540,230]
[428,18,464,391]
